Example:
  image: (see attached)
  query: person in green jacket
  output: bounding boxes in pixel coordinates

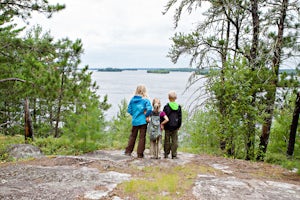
[163,90,182,159]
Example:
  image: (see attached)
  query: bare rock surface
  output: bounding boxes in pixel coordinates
[0,148,299,200]
[7,144,44,160]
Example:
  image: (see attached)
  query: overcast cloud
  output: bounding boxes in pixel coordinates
[24,0,200,68]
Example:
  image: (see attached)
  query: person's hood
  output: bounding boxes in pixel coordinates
[169,102,179,110]
[132,95,143,102]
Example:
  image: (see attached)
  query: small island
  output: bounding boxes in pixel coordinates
[146,69,170,74]
[97,67,123,72]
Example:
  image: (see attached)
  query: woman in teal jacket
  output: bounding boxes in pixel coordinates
[125,84,152,158]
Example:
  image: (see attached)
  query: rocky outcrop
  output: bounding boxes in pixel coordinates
[7,144,43,160]
[0,150,299,199]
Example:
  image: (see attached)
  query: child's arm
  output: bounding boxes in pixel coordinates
[160,115,169,130]
[146,116,150,123]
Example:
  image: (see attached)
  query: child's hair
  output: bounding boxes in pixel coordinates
[135,84,148,98]
[152,98,161,112]
[168,90,177,101]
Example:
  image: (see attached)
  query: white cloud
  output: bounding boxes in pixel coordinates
[25,0,201,68]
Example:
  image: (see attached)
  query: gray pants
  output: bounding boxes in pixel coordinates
[150,135,162,158]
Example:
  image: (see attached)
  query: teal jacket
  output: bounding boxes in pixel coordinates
[127,95,152,126]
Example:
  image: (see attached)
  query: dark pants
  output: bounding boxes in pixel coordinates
[125,124,147,157]
[164,129,178,158]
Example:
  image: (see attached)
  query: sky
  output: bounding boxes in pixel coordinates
[23,0,202,69]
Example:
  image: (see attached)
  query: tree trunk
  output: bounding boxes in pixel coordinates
[54,101,62,138]
[244,0,259,161]
[54,70,65,138]
[257,0,288,161]
[287,92,300,157]
[257,92,275,160]
[24,98,34,142]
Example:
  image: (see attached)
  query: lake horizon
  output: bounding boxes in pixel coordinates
[91,70,207,120]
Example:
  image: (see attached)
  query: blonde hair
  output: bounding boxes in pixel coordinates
[152,98,161,112]
[135,84,148,98]
[168,90,177,101]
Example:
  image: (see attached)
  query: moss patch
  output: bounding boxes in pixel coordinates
[118,163,216,199]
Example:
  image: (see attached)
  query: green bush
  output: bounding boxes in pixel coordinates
[182,109,221,155]
[32,136,71,155]
[266,95,300,172]
[105,99,132,149]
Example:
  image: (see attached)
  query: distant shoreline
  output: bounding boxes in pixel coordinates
[91,67,297,75]
[94,67,209,74]
[94,67,197,72]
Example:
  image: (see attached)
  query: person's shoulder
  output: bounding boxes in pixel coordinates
[163,104,169,112]
[178,104,182,110]
[143,97,151,102]
[142,98,151,106]
[160,111,166,117]
[163,103,170,109]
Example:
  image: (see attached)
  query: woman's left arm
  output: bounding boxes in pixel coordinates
[144,99,152,117]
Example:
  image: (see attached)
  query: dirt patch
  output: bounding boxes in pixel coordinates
[0,149,299,200]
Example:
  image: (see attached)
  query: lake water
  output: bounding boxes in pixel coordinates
[91,70,207,120]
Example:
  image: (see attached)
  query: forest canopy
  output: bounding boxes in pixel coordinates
[0,0,110,140]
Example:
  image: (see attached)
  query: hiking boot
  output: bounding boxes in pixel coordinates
[124,152,131,156]
[164,155,168,159]
[137,154,144,158]
[172,156,178,159]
